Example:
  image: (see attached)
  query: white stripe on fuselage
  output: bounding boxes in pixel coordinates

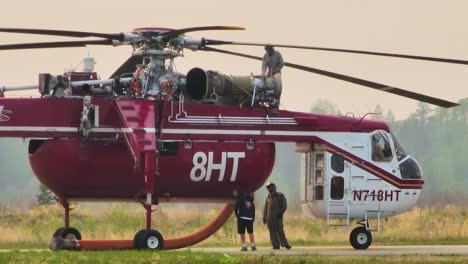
[0,127,365,140]
[0,126,142,133]
[0,127,349,136]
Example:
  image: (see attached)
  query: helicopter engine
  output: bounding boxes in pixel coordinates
[126,66,186,97]
[185,67,282,108]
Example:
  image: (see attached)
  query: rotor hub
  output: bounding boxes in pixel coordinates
[132,27,175,34]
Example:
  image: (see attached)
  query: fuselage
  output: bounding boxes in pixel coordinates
[0,97,423,217]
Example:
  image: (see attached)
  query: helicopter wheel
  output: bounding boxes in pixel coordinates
[55,227,82,240]
[349,226,372,250]
[52,227,65,238]
[134,229,164,250]
[51,227,82,240]
[133,229,148,249]
[49,227,82,251]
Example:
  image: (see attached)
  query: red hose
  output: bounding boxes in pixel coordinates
[78,203,234,250]
[164,203,234,249]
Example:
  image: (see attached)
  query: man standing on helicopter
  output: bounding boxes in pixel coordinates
[261,45,284,110]
[262,45,284,77]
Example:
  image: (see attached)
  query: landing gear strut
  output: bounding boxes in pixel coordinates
[49,202,82,250]
[132,151,165,250]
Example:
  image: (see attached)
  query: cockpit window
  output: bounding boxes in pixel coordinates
[371,130,393,162]
[399,156,423,179]
[390,134,407,162]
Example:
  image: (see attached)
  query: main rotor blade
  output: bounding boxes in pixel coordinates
[203,47,459,108]
[0,28,123,40]
[110,55,143,79]
[204,40,468,66]
[0,39,113,50]
[161,26,244,40]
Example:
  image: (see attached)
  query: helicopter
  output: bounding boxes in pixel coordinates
[0,26,461,250]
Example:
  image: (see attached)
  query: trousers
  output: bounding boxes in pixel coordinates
[267,217,289,248]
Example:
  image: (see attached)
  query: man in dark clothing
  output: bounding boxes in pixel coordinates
[262,183,291,249]
[235,192,257,251]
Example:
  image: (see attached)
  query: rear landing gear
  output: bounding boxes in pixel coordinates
[49,202,82,251]
[349,226,372,249]
[53,227,82,240]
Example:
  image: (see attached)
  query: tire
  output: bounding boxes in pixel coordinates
[52,227,65,238]
[138,229,164,250]
[58,227,82,240]
[133,229,148,249]
[349,226,372,250]
[50,227,66,251]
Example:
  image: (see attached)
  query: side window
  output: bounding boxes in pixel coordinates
[371,131,393,162]
[315,153,324,184]
[313,152,325,200]
[330,176,344,200]
[331,154,344,173]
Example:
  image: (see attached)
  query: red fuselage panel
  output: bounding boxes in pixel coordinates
[29,139,275,200]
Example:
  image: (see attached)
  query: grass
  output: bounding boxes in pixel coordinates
[0,251,468,264]
[0,204,468,249]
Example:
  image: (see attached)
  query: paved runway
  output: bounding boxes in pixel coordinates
[191,245,468,256]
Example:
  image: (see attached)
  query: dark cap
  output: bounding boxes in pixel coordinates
[266,182,276,188]
[264,44,274,51]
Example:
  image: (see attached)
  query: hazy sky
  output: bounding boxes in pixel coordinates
[2,0,468,119]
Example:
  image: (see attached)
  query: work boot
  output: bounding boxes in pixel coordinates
[285,245,292,249]
[251,246,257,251]
[240,246,248,251]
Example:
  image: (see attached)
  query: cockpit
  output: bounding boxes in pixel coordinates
[371,130,423,179]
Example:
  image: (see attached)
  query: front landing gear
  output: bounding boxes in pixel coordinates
[133,229,164,250]
[131,151,164,250]
[349,226,372,249]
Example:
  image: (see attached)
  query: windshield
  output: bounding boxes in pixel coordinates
[390,134,407,162]
[390,134,423,179]
[399,156,423,179]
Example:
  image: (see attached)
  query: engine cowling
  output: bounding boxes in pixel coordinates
[185,67,282,107]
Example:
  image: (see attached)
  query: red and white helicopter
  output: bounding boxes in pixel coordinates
[0,26,461,250]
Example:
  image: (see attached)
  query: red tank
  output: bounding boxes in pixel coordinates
[29,139,275,200]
